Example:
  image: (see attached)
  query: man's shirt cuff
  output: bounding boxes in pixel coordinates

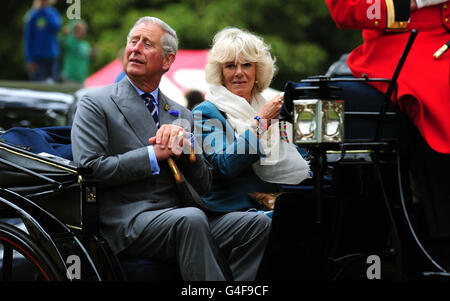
[147,145,160,175]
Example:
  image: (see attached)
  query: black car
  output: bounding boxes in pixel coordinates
[0,81,80,131]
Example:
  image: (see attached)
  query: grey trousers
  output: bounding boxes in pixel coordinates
[119,207,271,281]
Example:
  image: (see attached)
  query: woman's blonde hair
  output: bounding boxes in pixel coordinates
[205,27,276,94]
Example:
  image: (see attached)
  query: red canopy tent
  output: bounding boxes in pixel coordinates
[84,50,209,106]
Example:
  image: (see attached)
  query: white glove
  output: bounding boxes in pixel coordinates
[415,0,448,9]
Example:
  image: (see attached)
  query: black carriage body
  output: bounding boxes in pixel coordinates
[0,141,82,229]
[0,141,123,281]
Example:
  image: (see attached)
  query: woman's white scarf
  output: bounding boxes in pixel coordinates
[206,85,310,185]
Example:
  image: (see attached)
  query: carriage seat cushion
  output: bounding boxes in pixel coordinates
[0,126,72,160]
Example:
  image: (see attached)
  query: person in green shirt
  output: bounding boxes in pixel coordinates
[61,20,92,83]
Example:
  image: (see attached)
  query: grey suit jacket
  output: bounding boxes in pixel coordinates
[71,78,212,254]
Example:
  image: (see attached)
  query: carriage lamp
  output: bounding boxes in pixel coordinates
[293,98,344,144]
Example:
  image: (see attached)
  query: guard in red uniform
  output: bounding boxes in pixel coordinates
[326,0,450,254]
[327,0,450,154]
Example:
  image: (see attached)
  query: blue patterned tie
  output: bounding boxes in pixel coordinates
[142,93,160,128]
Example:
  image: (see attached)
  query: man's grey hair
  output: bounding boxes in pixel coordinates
[127,16,178,56]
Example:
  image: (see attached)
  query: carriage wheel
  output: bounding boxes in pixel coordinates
[0,222,64,281]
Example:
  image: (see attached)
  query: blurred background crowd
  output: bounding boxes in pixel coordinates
[1,0,361,91]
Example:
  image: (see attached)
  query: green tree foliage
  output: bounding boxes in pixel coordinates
[4,0,362,90]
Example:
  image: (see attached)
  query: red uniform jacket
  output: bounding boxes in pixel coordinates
[326,0,450,154]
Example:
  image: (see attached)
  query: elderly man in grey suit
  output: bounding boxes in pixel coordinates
[71,16,271,281]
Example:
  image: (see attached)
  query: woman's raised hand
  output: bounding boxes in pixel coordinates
[257,94,284,127]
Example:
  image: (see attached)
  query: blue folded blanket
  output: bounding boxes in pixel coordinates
[0,126,72,160]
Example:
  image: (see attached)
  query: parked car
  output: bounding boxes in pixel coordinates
[0,81,80,131]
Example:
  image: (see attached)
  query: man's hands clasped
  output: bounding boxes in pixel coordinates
[149,124,192,161]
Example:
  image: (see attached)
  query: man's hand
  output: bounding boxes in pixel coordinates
[411,0,417,10]
[149,124,191,161]
[152,124,184,150]
[151,142,182,161]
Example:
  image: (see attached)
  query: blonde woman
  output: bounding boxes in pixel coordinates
[193,27,309,213]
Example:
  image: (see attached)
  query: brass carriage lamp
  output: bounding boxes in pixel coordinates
[292,80,345,144]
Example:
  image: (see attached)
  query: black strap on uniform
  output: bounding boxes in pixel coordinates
[394,0,411,21]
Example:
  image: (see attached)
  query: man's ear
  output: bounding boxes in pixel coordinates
[162,52,176,72]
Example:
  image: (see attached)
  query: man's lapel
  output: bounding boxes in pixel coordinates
[158,91,179,126]
[110,78,158,145]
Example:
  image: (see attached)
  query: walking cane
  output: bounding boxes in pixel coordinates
[167,130,196,184]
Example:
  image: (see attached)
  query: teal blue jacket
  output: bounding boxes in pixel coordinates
[193,101,279,212]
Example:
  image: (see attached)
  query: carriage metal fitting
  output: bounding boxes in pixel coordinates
[86,186,97,203]
[78,175,97,202]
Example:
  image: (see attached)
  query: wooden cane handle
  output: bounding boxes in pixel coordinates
[168,140,196,183]
[167,158,182,183]
[189,147,196,163]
